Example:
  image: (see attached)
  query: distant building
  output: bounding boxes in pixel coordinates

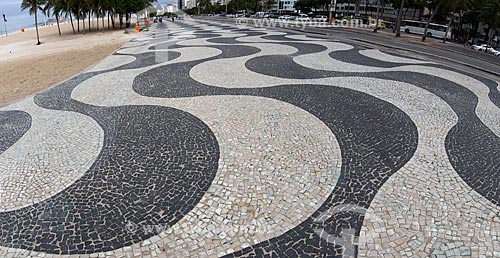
[165,3,179,13]
[350,0,422,21]
[276,0,296,12]
[156,4,165,15]
[185,0,196,9]
[178,0,183,10]
[210,0,225,4]
[271,0,422,20]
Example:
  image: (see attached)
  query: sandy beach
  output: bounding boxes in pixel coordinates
[0,21,131,107]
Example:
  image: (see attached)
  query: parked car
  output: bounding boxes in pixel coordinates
[278,15,291,20]
[486,47,500,56]
[226,14,236,18]
[255,12,267,18]
[471,44,488,51]
[268,13,280,19]
[297,14,310,22]
[313,15,328,22]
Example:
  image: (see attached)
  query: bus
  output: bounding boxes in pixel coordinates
[400,20,450,39]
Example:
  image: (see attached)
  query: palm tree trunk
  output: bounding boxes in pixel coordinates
[364,0,368,17]
[443,14,452,43]
[125,13,130,28]
[108,12,110,30]
[395,0,404,37]
[89,11,91,32]
[97,12,100,31]
[422,1,442,41]
[70,12,76,34]
[56,13,62,36]
[355,0,360,16]
[381,0,385,18]
[77,13,80,32]
[82,13,86,33]
[374,0,380,32]
[35,9,41,45]
[346,1,350,17]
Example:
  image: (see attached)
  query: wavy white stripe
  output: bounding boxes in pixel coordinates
[88,55,136,72]
[295,46,500,138]
[0,98,103,212]
[65,40,342,258]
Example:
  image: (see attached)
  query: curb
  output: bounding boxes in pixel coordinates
[275,24,500,78]
[298,25,500,68]
[200,17,500,77]
[431,44,500,67]
[351,38,500,78]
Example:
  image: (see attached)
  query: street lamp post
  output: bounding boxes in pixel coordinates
[374,0,380,32]
[395,0,404,37]
[328,0,337,23]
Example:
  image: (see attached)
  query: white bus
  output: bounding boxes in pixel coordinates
[401,20,450,39]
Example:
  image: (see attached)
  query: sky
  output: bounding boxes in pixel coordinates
[0,0,175,17]
[1,0,23,17]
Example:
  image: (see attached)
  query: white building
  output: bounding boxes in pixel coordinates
[166,3,179,13]
[276,0,297,12]
[209,0,226,4]
[271,0,421,19]
[184,0,193,9]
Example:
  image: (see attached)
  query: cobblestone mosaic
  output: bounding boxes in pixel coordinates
[0,19,498,257]
[0,110,31,154]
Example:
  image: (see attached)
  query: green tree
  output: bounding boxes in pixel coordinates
[262,0,276,12]
[395,0,405,37]
[58,0,76,34]
[480,0,500,44]
[374,0,381,32]
[21,0,46,45]
[421,0,443,41]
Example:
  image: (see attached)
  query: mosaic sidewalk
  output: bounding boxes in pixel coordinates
[0,20,499,257]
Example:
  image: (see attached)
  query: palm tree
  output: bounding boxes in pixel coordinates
[59,0,76,34]
[354,0,360,16]
[395,0,405,37]
[87,0,92,32]
[374,0,380,32]
[21,0,47,45]
[480,0,500,44]
[44,0,61,36]
[262,0,276,12]
[422,0,443,41]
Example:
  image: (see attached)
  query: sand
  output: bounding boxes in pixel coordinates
[0,20,132,107]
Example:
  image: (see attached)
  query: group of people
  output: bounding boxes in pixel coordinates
[154,16,181,23]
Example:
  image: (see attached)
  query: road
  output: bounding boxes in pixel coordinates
[203,16,500,81]
[0,18,499,257]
